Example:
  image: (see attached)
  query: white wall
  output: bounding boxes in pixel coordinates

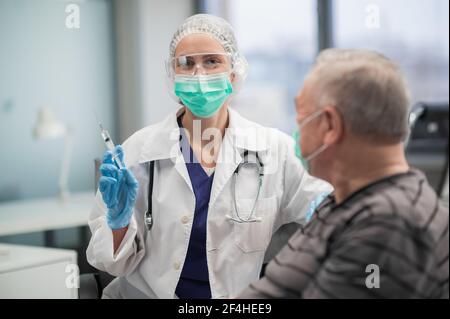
[114,0,194,142]
[0,0,115,200]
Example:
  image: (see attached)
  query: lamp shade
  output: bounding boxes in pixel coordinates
[32,106,72,201]
[33,106,66,140]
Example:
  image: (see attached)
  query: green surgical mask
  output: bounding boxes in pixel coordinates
[174,73,233,118]
[293,110,328,173]
[292,129,311,172]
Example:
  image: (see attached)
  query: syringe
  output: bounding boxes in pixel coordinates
[98,122,125,169]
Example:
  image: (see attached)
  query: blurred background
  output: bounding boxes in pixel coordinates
[0,0,448,298]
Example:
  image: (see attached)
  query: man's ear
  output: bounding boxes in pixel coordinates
[323,106,344,145]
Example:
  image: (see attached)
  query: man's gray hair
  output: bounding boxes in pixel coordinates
[307,49,411,143]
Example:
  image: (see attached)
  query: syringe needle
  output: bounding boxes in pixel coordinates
[93,108,124,169]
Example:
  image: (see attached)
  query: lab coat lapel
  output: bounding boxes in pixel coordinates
[209,108,270,207]
[209,131,242,208]
[139,107,193,193]
[137,107,271,201]
[174,151,194,193]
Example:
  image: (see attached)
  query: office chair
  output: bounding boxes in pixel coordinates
[406,102,449,197]
[79,271,115,299]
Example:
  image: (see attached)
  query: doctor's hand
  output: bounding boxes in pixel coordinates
[99,145,139,230]
[305,192,331,223]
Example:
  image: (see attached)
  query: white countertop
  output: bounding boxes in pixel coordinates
[0,243,78,299]
[0,243,77,273]
[0,192,95,237]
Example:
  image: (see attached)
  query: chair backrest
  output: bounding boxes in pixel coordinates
[406,102,449,195]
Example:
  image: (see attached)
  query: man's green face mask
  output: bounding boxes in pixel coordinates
[293,110,328,174]
[174,73,233,118]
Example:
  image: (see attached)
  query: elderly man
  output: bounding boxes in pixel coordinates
[239,49,449,299]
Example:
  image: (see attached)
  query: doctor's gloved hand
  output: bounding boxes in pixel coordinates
[98,145,139,230]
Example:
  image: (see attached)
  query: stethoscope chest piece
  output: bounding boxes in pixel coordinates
[145,213,153,230]
[230,150,264,223]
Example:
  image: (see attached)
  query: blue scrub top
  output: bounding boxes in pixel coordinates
[175,117,213,299]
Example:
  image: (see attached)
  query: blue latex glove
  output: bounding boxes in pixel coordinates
[98,145,139,230]
[306,192,330,223]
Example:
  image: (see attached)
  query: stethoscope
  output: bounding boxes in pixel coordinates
[227,150,264,224]
[144,146,264,231]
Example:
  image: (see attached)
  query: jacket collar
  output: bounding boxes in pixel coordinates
[138,107,270,164]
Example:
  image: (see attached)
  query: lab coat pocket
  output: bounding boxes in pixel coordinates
[231,197,276,253]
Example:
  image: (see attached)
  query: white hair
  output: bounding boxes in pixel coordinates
[307,49,411,142]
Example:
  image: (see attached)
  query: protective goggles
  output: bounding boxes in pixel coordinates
[166,52,233,77]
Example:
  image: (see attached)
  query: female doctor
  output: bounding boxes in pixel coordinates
[87,14,331,299]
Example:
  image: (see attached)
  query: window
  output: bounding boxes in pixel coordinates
[205,0,317,133]
[334,0,449,104]
[204,0,449,132]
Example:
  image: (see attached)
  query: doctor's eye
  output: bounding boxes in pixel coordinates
[203,57,222,68]
[176,56,196,70]
[203,54,228,69]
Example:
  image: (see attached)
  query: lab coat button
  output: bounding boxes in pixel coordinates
[181,215,190,224]
[173,262,181,270]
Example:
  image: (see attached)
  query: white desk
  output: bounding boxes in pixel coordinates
[0,192,95,238]
[0,244,78,298]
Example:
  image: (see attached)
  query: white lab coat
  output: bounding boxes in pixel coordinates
[86,107,332,299]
